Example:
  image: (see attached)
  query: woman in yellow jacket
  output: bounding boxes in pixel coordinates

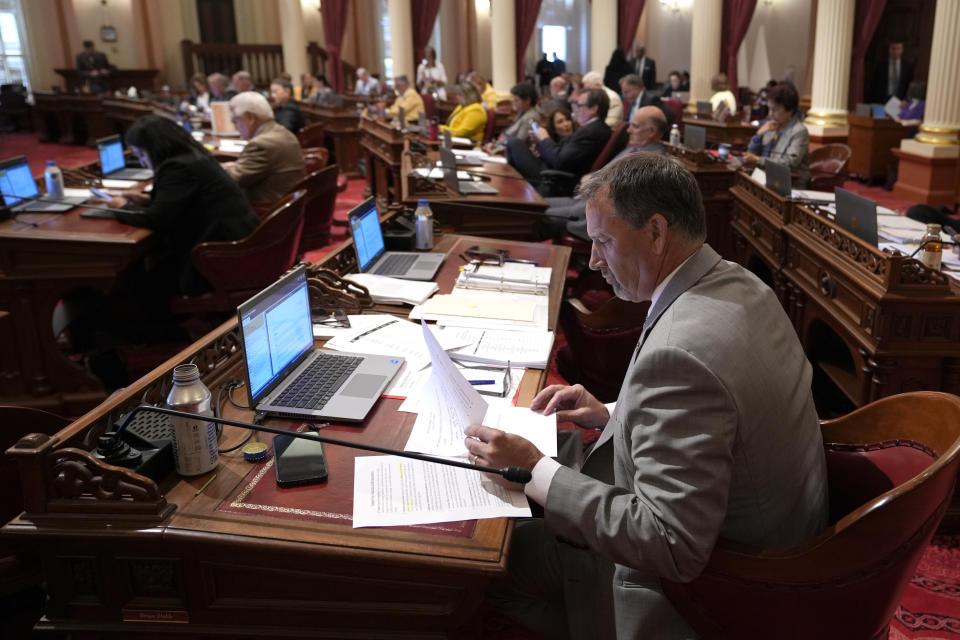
[440,82,487,143]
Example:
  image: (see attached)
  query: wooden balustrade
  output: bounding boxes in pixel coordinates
[180,40,352,89]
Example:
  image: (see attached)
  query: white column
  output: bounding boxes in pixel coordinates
[590,0,617,72]
[689,0,722,111]
[277,0,308,92]
[804,0,855,135]
[387,0,414,82]
[903,0,960,156]
[491,0,517,92]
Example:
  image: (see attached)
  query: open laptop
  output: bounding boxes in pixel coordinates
[349,197,445,280]
[683,125,706,151]
[442,130,483,165]
[96,135,153,180]
[210,101,239,136]
[237,265,403,421]
[765,159,792,197]
[0,156,86,212]
[834,187,878,246]
[440,148,498,195]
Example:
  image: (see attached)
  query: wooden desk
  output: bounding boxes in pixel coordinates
[0,203,153,414]
[400,141,548,240]
[684,115,756,150]
[665,144,737,259]
[848,113,910,181]
[32,92,112,147]
[300,102,363,177]
[728,172,960,416]
[358,117,407,207]
[55,69,159,94]
[3,233,570,639]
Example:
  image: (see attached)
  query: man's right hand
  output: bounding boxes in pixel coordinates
[530,384,609,428]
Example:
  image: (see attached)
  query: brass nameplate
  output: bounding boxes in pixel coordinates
[121,609,189,623]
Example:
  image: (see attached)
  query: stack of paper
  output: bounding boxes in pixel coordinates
[435,326,555,368]
[456,263,552,295]
[344,273,439,305]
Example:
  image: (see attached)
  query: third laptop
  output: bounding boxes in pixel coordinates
[97,135,154,180]
[349,197,446,280]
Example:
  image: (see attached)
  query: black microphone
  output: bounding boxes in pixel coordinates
[429,198,582,221]
[107,404,532,484]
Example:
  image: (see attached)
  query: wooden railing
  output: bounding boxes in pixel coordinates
[181,40,354,89]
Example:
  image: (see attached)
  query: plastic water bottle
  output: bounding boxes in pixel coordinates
[44,161,64,198]
[414,199,434,250]
[669,124,681,146]
[166,363,219,476]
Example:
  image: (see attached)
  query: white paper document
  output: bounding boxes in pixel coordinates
[352,455,530,527]
[324,317,462,372]
[344,273,439,305]
[312,313,398,339]
[101,178,139,189]
[438,326,555,368]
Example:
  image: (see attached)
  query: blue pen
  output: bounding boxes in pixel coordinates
[468,379,495,386]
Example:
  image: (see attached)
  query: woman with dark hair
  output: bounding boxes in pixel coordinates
[484,82,540,154]
[98,115,260,296]
[416,46,447,98]
[440,82,488,143]
[182,72,210,112]
[546,105,576,142]
[896,80,926,126]
[741,82,810,187]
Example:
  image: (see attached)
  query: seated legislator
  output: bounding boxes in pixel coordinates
[440,82,488,143]
[582,71,623,127]
[208,73,237,103]
[355,67,380,96]
[222,91,306,203]
[483,82,540,155]
[740,82,810,188]
[544,105,576,142]
[99,116,261,297]
[619,73,672,126]
[505,88,611,191]
[385,74,424,124]
[537,105,668,241]
[709,72,737,115]
[270,77,306,133]
[464,153,829,640]
[231,70,255,94]
[469,71,498,107]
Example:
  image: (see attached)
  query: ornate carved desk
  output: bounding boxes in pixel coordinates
[358,116,408,208]
[32,93,113,147]
[684,115,756,150]
[848,113,910,182]
[2,233,571,639]
[665,144,737,259]
[300,102,363,178]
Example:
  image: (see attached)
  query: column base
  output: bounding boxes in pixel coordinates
[805,123,849,149]
[892,141,960,207]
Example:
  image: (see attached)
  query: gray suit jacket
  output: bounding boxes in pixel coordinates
[225,120,306,203]
[748,115,811,189]
[545,244,828,638]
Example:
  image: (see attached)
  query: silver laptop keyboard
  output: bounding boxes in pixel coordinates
[275,352,363,410]
[372,253,418,276]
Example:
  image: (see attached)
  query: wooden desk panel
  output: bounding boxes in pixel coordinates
[55,69,159,93]
[32,93,113,147]
[666,144,737,259]
[684,116,756,150]
[3,233,570,639]
[300,103,362,177]
[848,113,910,181]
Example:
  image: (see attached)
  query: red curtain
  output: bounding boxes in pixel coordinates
[849,0,887,109]
[515,0,541,83]
[411,0,442,71]
[618,0,645,53]
[321,0,349,92]
[720,0,757,92]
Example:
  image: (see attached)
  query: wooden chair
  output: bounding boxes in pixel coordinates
[662,97,684,129]
[302,146,330,174]
[483,108,497,144]
[662,391,960,640]
[297,121,325,148]
[807,143,851,192]
[538,122,627,198]
[170,190,306,315]
[290,165,340,256]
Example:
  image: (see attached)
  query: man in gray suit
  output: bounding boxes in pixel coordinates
[466,153,828,639]
[223,91,306,204]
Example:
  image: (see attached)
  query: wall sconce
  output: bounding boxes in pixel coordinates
[301,0,321,10]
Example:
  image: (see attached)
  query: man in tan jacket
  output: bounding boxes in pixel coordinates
[223,91,305,204]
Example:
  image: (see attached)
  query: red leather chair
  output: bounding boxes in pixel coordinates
[297,122,325,148]
[170,190,306,315]
[662,97,684,129]
[808,143,851,191]
[301,146,330,174]
[662,391,960,640]
[590,121,628,172]
[483,108,497,144]
[538,123,626,198]
[290,165,339,257]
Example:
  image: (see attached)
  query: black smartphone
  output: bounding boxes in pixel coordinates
[274,433,328,488]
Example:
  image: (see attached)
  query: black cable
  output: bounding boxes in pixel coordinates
[215,379,255,454]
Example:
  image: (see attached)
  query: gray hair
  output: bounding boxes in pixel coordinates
[579,153,707,242]
[229,91,274,120]
[208,72,229,88]
[619,73,644,89]
[395,74,410,86]
[581,71,603,88]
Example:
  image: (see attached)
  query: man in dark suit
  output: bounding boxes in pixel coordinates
[209,73,237,103]
[506,88,612,193]
[270,77,305,133]
[633,44,657,93]
[619,73,673,126]
[75,40,111,94]
[869,41,914,102]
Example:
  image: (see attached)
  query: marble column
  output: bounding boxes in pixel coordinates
[387,0,414,81]
[491,0,516,91]
[894,0,960,206]
[804,0,855,137]
[277,0,308,92]
[689,0,722,111]
[590,0,617,73]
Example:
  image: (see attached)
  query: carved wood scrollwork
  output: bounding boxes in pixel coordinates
[897,259,949,286]
[818,270,837,297]
[51,448,171,512]
[749,219,762,237]
[863,305,876,335]
[793,207,888,280]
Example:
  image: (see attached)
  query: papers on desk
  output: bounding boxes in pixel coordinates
[451,135,474,147]
[218,139,248,152]
[411,288,550,331]
[792,190,835,202]
[456,149,508,165]
[411,167,471,180]
[343,273,439,305]
[435,326,555,368]
[63,188,93,199]
[351,455,530,528]
[313,313,395,339]
[884,96,902,119]
[455,263,552,295]
[101,178,139,189]
[323,317,468,373]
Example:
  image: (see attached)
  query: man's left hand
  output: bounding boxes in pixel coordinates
[464,424,544,488]
[534,127,550,142]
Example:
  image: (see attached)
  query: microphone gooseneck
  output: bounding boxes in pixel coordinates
[112,404,531,483]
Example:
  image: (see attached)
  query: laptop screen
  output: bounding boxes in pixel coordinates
[98,136,126,175]
[684,125,706,151]
[0,157,39,206]
[349,199,386,272]
[238,266,315,402]
[765,160,792,197]
[834,187,878,246]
